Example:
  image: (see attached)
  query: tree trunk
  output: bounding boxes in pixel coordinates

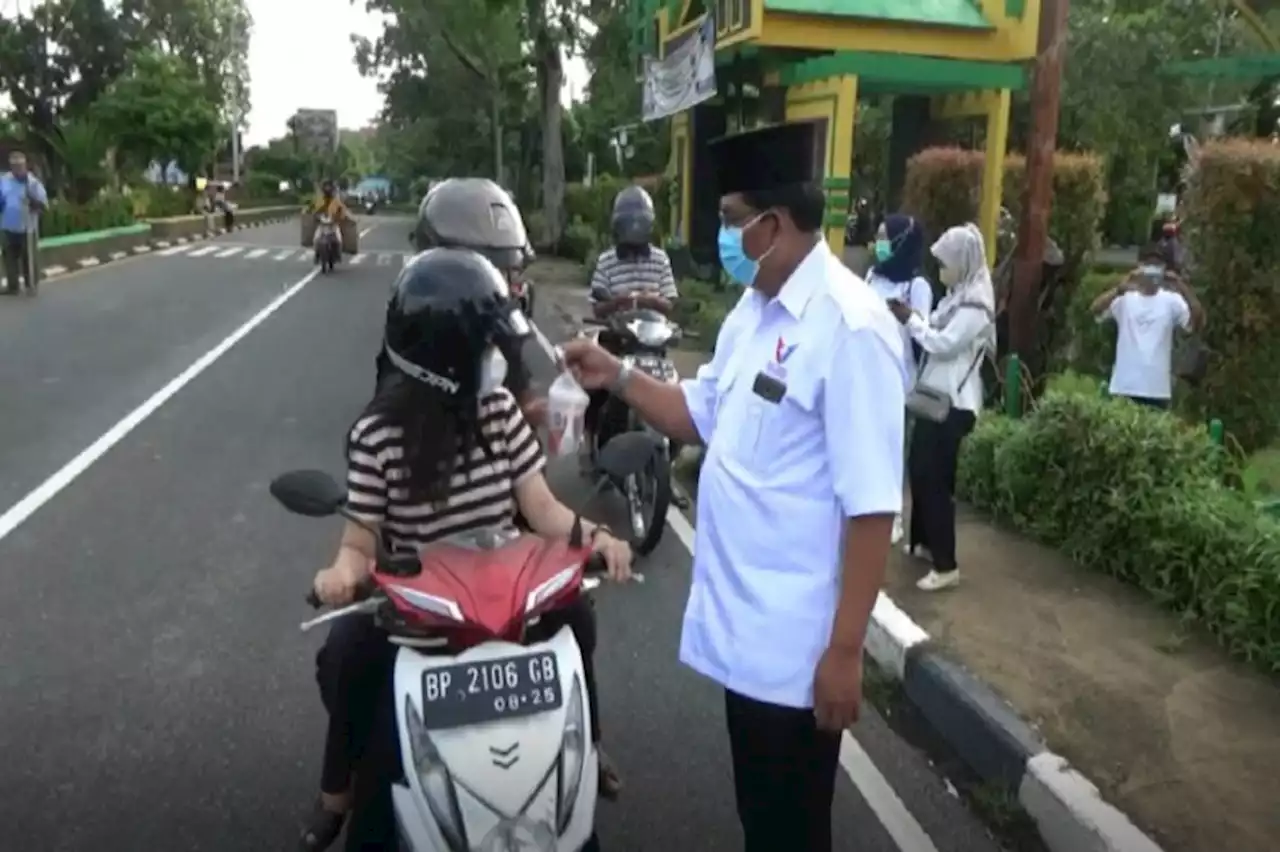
[532,21,566,248]
[491,91,505,185]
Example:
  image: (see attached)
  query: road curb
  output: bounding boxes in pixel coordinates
[39,216,293,282]
[868,606,1165,852]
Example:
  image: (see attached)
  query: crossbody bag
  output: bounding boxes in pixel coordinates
[904,303,991,423]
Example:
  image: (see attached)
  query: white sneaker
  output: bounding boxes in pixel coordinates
[916,569,959,592]
[902,543,933,563]
[890,516,904,545]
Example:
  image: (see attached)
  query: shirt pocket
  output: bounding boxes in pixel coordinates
[737,373,821,477]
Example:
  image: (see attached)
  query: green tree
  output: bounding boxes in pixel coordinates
[93,49,221,178]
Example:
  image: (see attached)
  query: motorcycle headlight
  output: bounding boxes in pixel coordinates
[555,674,586,833]
[405,695,469,851]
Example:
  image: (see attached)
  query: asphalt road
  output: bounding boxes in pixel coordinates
[0,215,1007,851]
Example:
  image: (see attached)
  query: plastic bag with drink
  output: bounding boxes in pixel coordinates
[547,365,589,458]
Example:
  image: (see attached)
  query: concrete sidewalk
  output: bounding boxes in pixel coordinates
[883,507,1280,852]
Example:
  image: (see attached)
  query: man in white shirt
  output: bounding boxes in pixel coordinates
[560,122,906,850]
[1091,246,1204,409]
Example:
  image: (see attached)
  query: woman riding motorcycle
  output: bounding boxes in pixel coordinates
[389,177,544,425]
[300,247,632,851]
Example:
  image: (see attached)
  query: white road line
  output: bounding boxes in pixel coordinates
[359,225,375,238]
[839,736,940,852]
[529,318,937,852]
[215,247,243,258]
[156,245,191,256]
[0,269,320,544]
[349,253,365,265]
[272,249,293,261]
[187,245,218,257]
[376,254,391,266]
[245,248,268,259]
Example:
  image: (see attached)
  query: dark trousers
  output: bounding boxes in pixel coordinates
[321,597,603,849]
[724,689,842,852]
[2,230,34,292]
[1120,394,1170,410]
[907,408,976,573]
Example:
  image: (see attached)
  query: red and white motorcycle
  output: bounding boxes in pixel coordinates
[270,432,656,851]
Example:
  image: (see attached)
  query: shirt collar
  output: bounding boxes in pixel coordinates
[759,239,827,320]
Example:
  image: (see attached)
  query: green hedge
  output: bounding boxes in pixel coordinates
[957,391,1280,672]
[1178,139,1280,453]
[1064,270,1120,378]
[41,194,135,238]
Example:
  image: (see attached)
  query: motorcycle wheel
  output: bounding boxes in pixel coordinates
[625,446,671,556]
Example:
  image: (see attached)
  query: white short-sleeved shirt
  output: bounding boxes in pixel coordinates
[678,241,907,709]
[1105,290,1191,400]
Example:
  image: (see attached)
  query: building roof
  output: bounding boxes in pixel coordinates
[763,0,991,29]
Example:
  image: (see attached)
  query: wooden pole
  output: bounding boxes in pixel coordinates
[1008,0,1070,365]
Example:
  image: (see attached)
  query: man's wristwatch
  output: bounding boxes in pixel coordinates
[608,361,633,397]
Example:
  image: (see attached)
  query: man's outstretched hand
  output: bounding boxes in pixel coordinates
[558,339,622,391]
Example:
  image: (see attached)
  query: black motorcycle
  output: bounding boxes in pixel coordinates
[582,308,680,556]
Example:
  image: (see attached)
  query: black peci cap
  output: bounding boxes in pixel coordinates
[711,122,820,196]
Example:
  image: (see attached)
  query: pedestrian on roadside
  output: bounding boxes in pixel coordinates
[888,223,995,592]
[1089,243,1204,410]
[560,122,907,852]
[0,151,48,296]
[866,213,933,545]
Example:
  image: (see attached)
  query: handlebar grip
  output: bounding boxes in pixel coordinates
[305,590,322,609]
[583,552,609,575]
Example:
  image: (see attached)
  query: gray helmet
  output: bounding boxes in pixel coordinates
[611,185,655,247]
[414,177,529,270]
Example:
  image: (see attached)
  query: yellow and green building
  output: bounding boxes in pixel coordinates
[628,0,1044,264]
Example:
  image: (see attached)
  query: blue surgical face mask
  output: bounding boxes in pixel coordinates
[717,213,771,287]
[874,239,893,263]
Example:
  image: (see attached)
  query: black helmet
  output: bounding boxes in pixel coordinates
[414,178,529,270]
[382,247,531,400]
[611,185,655,246]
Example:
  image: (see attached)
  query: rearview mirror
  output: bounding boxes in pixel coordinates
[595,432,658,480]
[269,469,346,517]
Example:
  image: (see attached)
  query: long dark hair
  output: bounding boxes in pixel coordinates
[358,372,499,506]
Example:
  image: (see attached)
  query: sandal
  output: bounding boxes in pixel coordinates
[597,747,623,801]
[298,798,347,851]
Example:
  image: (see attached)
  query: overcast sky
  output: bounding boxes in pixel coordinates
[244,0,589,146]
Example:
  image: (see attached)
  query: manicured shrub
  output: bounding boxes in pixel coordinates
[1178,138,1280,453]
[1064,270,1121,377]
[40,193,135,237]
[957,388,1280,672]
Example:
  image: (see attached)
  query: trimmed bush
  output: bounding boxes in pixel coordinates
[40,193,135,237]
[957,389,1280,672]
[902,148,1106,275]
[1179,139,1280,453]
[1064,270,1121,377]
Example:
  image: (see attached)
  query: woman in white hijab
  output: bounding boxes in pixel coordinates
[887,223,996,591]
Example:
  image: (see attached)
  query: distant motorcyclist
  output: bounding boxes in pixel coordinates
[583,185,680,477]
[310,179,349,222]
[389,177,547,426]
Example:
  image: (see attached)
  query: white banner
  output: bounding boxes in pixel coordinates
[642,16,717,122]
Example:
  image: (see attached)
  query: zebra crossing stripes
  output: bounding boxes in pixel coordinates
[153,243,411,266]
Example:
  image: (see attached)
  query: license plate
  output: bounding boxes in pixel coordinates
[420,652,563,730]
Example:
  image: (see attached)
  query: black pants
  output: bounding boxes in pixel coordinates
[223,209,234,231]
[2,230,34,292]
[724,689,841,852]
[1120,394,1170,411]
[320,597,603,848]
[907,408,976,573]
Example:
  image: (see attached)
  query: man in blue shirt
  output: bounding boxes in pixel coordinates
[1,151,48,295]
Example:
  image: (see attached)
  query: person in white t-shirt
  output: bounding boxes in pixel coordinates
[867,213,933,544]
[1090,246,1204,409]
